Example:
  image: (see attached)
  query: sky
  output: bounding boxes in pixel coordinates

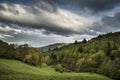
[0,0,120,47]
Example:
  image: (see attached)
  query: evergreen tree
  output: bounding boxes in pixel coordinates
[74,40,78,44]
[78,46,83,53]
[82,38,87,43]
[106,42,111,56]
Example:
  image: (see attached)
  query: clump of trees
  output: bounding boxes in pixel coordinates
[23,49,42,66]
[0,40,42,66]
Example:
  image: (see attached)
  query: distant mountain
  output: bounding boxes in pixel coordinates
[36,43,68,52]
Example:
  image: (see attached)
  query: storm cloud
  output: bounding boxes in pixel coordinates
[102,12,120,28]
[52,0,120,13]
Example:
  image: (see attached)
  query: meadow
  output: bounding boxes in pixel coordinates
[0,59,112,80]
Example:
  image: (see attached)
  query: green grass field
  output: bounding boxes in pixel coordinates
[0,59,112,80]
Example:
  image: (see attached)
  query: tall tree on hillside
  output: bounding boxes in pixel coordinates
[50,53,57,64]
[82,38,87,43]
[78,46,83,53]
[74,40,78,44]
[106,42,111,56]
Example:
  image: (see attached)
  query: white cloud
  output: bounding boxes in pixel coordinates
[0,23,23,38]
[0,33,13,38]
[0,24,22,33]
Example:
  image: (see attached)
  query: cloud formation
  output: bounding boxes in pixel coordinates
[0,2,95,36]
[0,23,96,47]
[0,23,22,38]
[0,0,120,47]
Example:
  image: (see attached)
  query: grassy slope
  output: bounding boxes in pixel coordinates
[0,59,112,80]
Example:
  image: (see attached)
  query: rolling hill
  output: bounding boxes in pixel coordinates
[44,32,120,80]
[36,43,68,52]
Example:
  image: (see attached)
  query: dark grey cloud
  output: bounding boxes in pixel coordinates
[90,12,120,34]
[1,0,120,13]
[91,22,115,34]
[53,0,120,13]
[102,12,120,28]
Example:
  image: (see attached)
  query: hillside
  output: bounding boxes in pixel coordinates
[0,59,112,80]
[44,32,120,80]
[37,43,68,52]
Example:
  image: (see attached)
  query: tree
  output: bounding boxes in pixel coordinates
[16,44,29,61]
[90,50,105,67]
[110,50,120,60]
[78,46,83,53]
[82,38,87,43]
[76,58,83,72]
[55,64,64,73]
[48,48,51,51]
[106,42,111,56]
[44,56,50,64]
[98,34,102,39]
[50,53,57,64]
[74,40,78,44]
[23,48,41,66]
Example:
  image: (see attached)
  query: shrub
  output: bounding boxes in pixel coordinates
[55,64,64,73]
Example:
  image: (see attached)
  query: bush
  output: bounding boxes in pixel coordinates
[109,70,120,80]
[55,64,64,73]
